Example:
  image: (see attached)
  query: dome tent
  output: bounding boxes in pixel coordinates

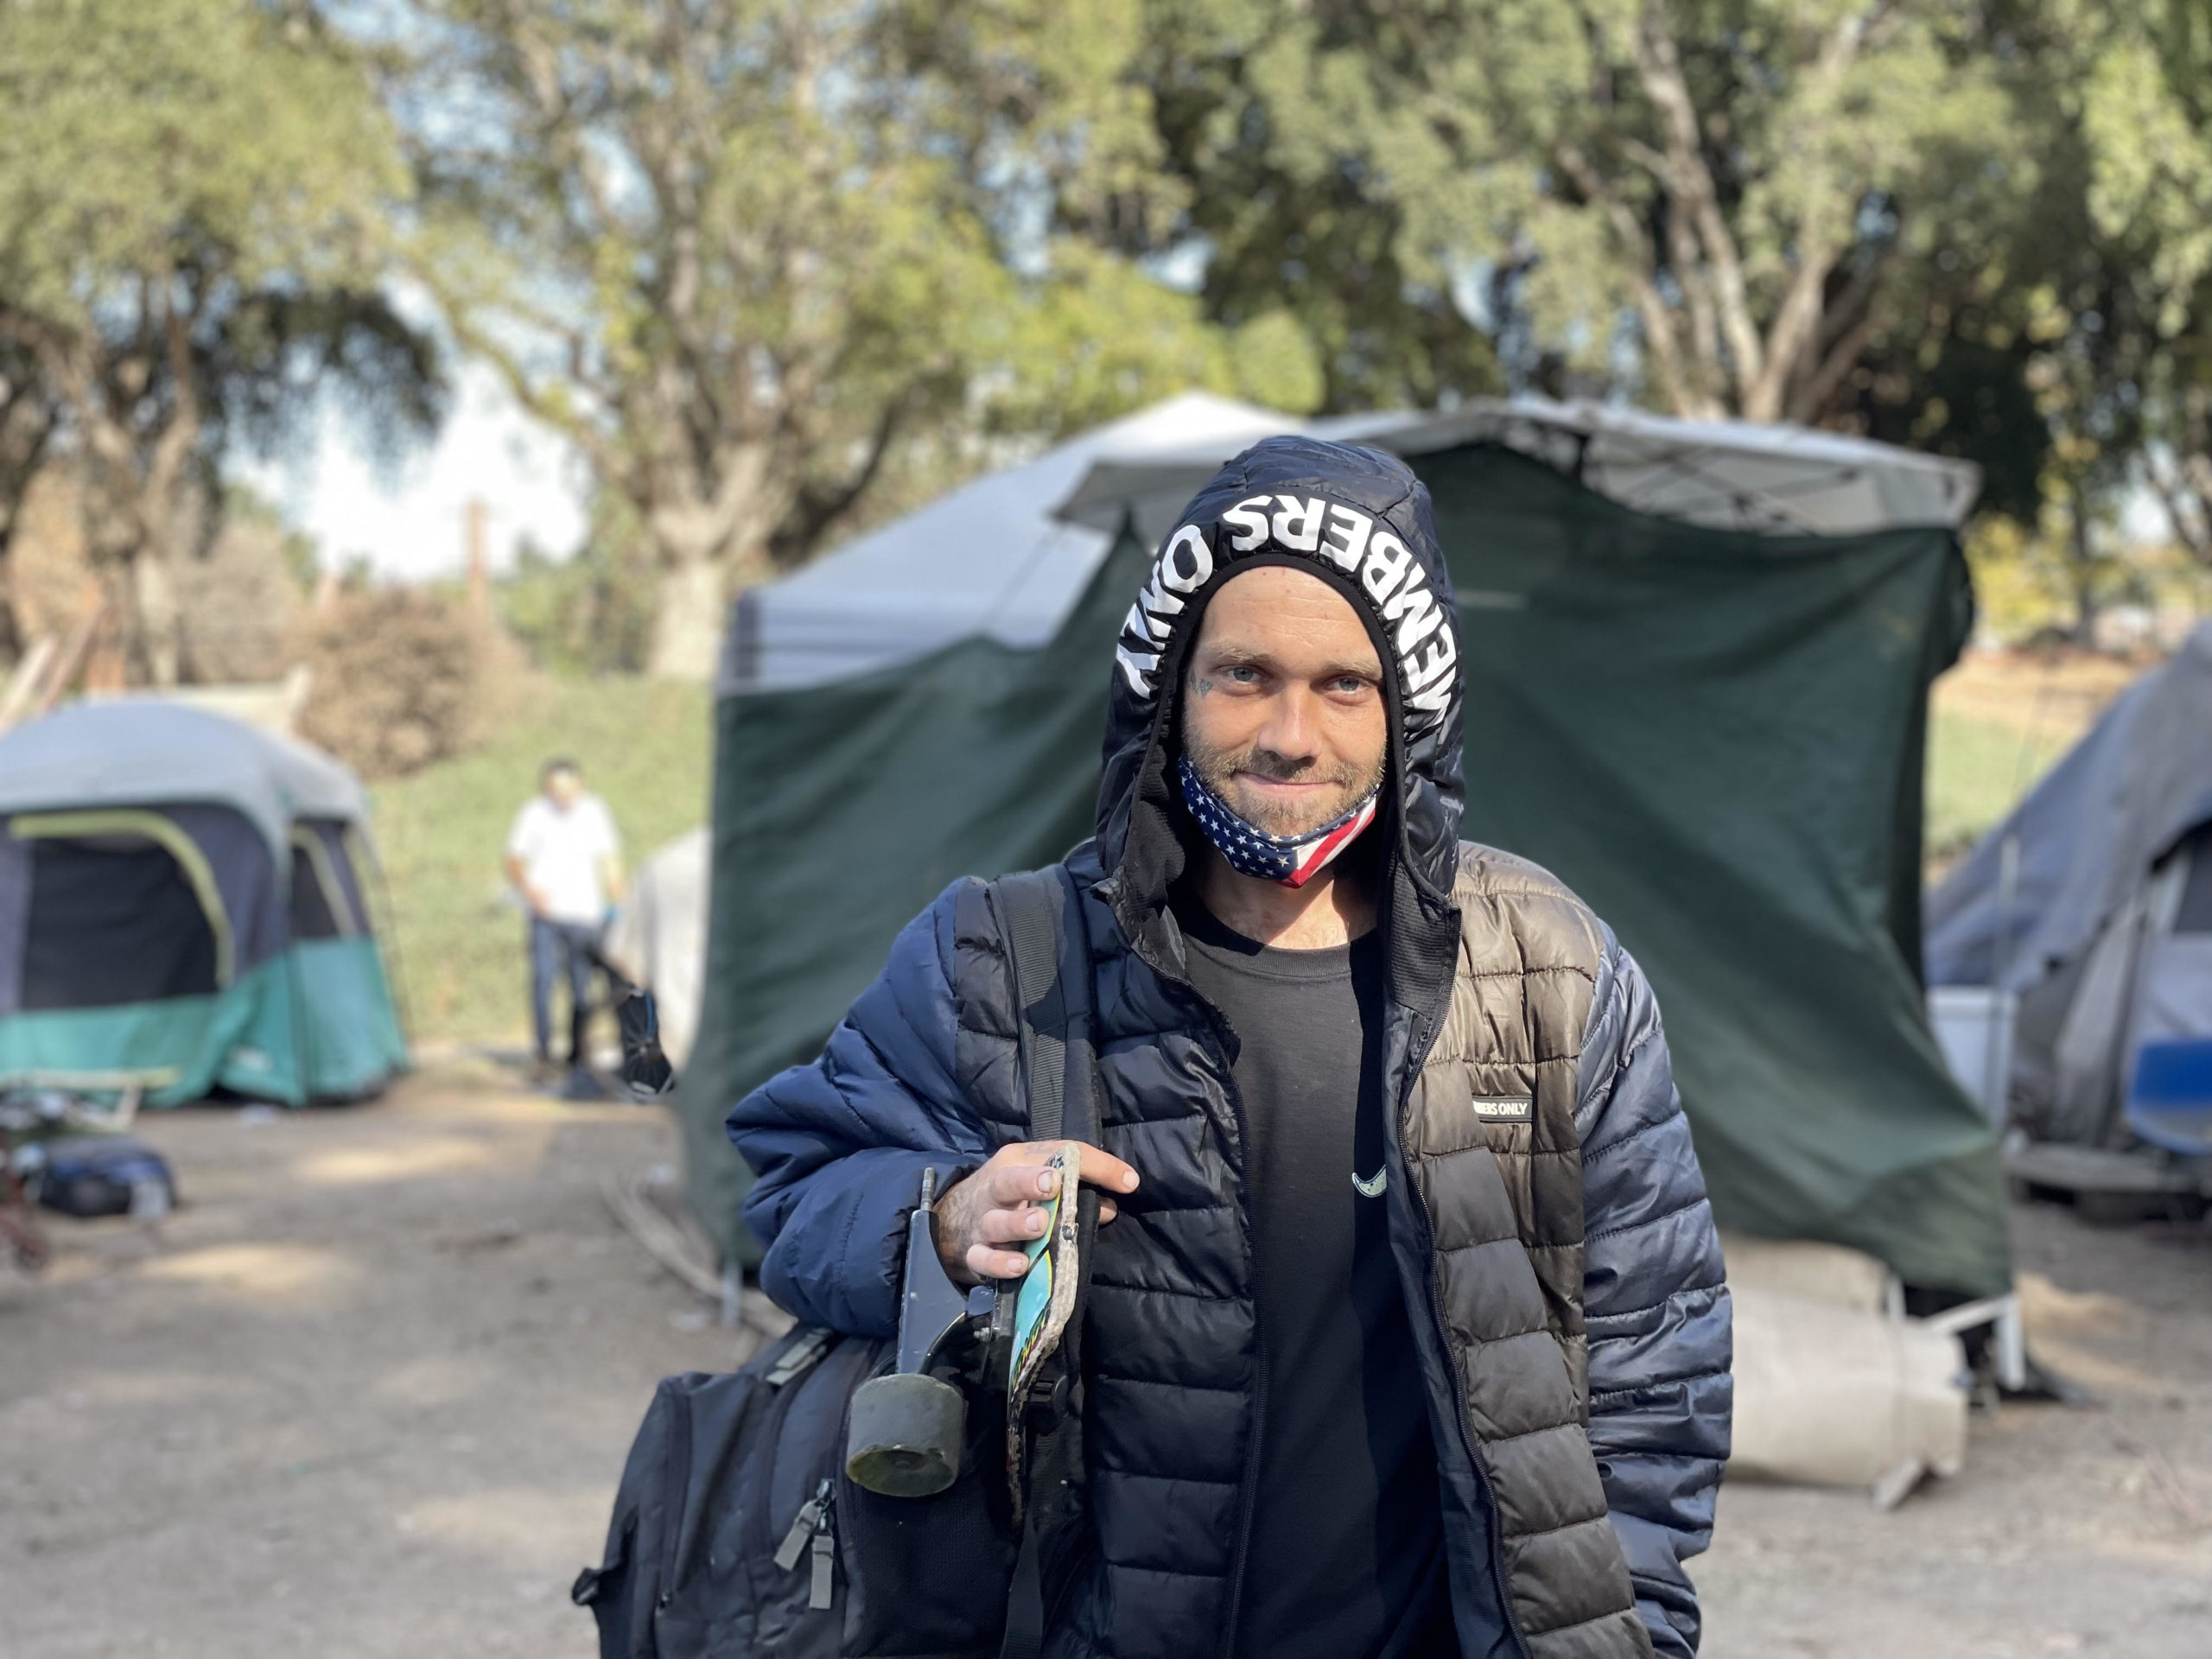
[1926,624,2212,1160]
[0,700,407,1106]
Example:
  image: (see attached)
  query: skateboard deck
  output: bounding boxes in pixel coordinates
[1006,1147,1082,1510]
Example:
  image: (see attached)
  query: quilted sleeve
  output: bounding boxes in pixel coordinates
[1575,934,1732,1658]
[728,880,995,1337]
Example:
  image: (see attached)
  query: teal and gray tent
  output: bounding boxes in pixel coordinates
[1927,624,2212,1155]
[696,397,2007,1296]
[0,700,407,1106]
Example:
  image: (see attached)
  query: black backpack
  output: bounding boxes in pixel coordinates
[573,869,1098,1659]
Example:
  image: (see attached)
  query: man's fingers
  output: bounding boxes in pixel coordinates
[1099,1197,1118,1224]
[987,1160,1061,1206]
[965,1242,1031,1281]
[977,1205,1049,1244]
[979,1140,1139,1199]
[1071,1141,1140,1194]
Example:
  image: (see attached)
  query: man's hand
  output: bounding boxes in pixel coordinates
[934,1140,1138,1286]
[504,854,549,918]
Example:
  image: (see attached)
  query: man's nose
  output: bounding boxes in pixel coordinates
[1255,688,1324,764]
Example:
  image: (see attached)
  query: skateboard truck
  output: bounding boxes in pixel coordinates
[844,1166,1001,1497]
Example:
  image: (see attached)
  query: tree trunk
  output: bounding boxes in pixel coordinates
[2066,486,2101,649]
[131,546,181,686]
[646,552,729,681]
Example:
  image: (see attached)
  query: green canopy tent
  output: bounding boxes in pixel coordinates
[692,399,2007,1297]
[0,700,408,1107]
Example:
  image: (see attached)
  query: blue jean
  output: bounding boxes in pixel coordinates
[530,917,601,1065]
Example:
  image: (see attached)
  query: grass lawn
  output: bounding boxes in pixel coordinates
[1924,708,2065,874]
[1923,649,2139,877]
[368,675,712,1045]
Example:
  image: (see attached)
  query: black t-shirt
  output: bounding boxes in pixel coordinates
[1175,896,1453,1659]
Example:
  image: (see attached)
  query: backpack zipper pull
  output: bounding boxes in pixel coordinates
[773,1478,830,1573]
[808,1487,836,1611]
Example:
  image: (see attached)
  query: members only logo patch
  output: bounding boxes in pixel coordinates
[1470,1096,1534,1124]
[1114,493,1461,734]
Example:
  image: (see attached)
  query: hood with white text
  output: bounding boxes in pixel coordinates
[1093,435,1467,934]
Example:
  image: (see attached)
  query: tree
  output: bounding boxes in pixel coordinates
[1090,2,2024,426]
[932,0,1503,411]
[397,1,1230,680]
[2050,0,2212,576]
[0,0,441,683]
[0,343,56,569]
[1853,0,2212,629]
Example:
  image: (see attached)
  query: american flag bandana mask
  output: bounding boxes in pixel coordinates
[1178,753,1381,889]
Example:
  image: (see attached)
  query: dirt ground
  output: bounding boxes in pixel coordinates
[4,1063,2209,1659]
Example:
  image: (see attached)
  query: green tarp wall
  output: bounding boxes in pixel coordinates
[691,444,2007,1296]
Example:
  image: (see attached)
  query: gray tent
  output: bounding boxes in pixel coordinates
[1925,624,2212,1155]
[726,391,1294,690]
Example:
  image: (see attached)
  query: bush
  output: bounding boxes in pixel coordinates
[291,588,522,779]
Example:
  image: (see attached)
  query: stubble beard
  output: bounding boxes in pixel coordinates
[1183,725,1386,839]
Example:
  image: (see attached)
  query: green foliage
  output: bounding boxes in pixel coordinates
[1228,311,1327,417]
[1004,244,1240,436]
[0,0,397,315]
[1112,0,1509,410]
[1056,1,2024,424]
[1964,511,2206,645]
[497,509,658,680]
[0,0,442,677]
[2045,0,2212,570]
[370,676,711,1041]
[396,2,1231,676]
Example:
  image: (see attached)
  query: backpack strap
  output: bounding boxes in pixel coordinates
[990,867,1096,1143]
[985,866,1097,1659]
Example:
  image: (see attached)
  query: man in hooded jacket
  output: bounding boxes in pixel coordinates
[731,437,1732,1659]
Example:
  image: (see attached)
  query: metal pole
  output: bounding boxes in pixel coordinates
[1983,831,2020,1122]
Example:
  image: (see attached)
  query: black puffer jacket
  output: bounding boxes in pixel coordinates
[732,438,1732,1659]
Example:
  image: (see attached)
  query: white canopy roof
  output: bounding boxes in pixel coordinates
[1055,397,1981,544]
[0,699,368,855]
[722,393,1980,695]
[721,391,1294,692]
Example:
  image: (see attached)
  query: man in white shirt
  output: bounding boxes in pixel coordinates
[505,758,624,1085]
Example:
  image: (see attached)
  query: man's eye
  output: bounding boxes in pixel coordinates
[1328,677,1370,694]
[1225,665,1261,683]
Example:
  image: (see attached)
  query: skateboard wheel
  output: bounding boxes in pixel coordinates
[845,1371,965,1497]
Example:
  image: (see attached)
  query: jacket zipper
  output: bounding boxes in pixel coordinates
[1192,998,1265,1659]
[1396,1027,1535,1659]
[1219,1080,1266,1659]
